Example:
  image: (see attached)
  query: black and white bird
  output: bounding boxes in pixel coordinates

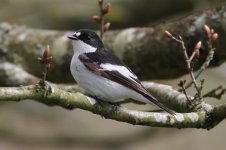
[67,29,175,115]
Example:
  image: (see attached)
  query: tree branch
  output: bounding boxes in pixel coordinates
[0,62,38,86]
[203,85,226,100]
[0,82,223,129]
[185,25,218,89]
[0,4,226,81]
[164,32,201,97]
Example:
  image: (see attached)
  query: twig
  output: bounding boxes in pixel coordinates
[203,85,226,100]
[185,25,218,89]
[165,31,200,96]
[93,0,111,39]
[178,80,192,103]
[38,45,52,86]
[99,0,104,39]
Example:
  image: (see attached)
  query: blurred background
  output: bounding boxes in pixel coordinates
[0,0,226,150]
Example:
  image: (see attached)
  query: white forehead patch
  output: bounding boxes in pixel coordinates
[74,32,81,37]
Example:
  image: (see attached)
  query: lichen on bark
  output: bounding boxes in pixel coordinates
[0,5,226,83]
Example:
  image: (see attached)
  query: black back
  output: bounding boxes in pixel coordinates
[85,48,125,65]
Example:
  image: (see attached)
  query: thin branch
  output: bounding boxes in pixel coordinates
[185,25,218,89]
[38,45,52,85]
[165,31,200,95]
[178,80,192,103]
[193,50,215,78]
[180,36,200,93]
[203,85,226,100]
[99,0,104,39]
[93,0,111,39]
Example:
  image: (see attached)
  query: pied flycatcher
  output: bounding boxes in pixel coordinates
[68,29,174,115]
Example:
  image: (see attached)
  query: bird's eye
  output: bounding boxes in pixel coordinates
[74,32,81,37]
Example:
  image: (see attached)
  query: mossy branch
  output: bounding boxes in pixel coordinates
[0,82,224,129]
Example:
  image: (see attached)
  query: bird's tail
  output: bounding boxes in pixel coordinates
[141,92,175,116]
[150,97,175,116]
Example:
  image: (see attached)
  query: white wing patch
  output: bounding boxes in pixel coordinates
[100,63,138,80]
[74,31,81,37]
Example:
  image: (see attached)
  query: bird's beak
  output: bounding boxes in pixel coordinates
[67,35,78,40]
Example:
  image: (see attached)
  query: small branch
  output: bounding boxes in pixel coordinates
[193,50,215,79]
[185,25,218,89]
[98,0,104,39]
[93,0,111,39]
[38,45,52,85]
[180,37,200,93]
[165,31,200,96]
[178,80,192,103]
[203,86,226,100]
[189,41,201,62]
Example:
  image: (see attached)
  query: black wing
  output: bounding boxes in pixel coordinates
[84,48,138,79]
[78,50,175,115]
[84,48,125,65]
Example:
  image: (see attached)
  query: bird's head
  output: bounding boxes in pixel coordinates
[68,29,104,54]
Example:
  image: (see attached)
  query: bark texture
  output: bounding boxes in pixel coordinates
[0,5,226,82]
